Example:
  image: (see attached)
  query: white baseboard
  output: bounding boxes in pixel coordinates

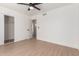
[0,41,4,45]
[14,38,31,43]
[37,38,79,50]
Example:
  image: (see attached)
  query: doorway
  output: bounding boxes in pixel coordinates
[4,15,14,44]
[32,20,37,39]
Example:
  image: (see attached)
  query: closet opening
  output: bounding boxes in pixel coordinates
[32,20,37,39]
[4,15,14,44]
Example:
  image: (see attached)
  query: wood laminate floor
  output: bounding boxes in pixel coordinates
[0,39,79,56]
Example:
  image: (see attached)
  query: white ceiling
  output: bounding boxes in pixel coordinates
[0,3,72,16]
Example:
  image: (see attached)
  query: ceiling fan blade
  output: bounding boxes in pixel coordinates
[32,3,42,5]
[17,3,29,5]
[32,5,40,10]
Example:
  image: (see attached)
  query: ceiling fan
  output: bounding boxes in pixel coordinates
[17,3,42,11]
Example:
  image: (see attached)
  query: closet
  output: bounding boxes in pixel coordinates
[4,15,14,44]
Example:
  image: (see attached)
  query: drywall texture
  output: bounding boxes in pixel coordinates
[32,4,79,49]
[0,6,31,45]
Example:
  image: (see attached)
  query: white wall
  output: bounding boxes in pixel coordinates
[0,14,4,45]
[32,4,79,49]
[0,6,31,45]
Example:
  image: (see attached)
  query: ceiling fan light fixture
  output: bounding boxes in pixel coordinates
[29,6,34,9]
[28,8,30,11]
[17,3,42,11]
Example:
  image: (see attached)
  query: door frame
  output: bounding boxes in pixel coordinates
[4,15,15,44]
